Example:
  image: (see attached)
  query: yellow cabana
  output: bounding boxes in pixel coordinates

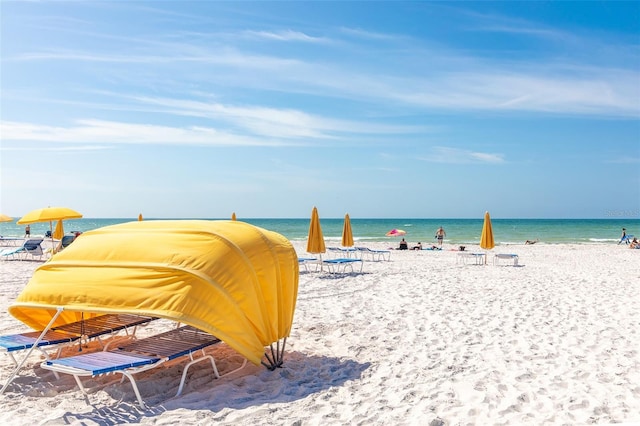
[9,220,299,368]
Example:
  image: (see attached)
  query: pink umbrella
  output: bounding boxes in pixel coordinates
[385,228,406,237]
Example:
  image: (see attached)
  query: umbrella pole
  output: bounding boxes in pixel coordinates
[47,221,55,254]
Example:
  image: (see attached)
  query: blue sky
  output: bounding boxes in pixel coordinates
[1,1,639,219]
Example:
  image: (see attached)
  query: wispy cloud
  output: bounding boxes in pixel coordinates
[420,146,505,164]
[243,30,329,43]
[0,120,295,147]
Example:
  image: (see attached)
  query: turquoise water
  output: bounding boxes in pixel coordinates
[2,218,638,245]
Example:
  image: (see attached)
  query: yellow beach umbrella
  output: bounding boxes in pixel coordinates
[0,214,13,223]
[306,206,326,254]
[231,212,237,221]
[52,220,64,240]
[480,211,494,263]
[138,213,143,221]
[17,206,83,249]
[17,207,83,225]
[341,213,354,247]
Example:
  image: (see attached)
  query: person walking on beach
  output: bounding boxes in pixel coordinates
[435,226,446,246]
[619,228,628,244]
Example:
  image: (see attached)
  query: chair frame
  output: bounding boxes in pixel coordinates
[40,325,246,408]
[0,310,156,393]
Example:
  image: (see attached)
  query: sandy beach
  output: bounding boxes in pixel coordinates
[1,240,639,425]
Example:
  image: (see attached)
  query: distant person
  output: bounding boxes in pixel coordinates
[398,238,408,250]
[619,228,628,244]
[435,227,446,246]
[525,239,538,245]
[629,237,638,249]
[412,242,422,250]
[24,225,30,237]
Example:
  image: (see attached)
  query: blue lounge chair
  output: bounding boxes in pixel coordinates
[0,313,156,389]
[0,238,44,260]
[40,325,236,407]
[322,258,363,273]
[355,247,391,261]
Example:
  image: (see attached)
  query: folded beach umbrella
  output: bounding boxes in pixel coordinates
[9,220,299,369]
[138,213,143,221]
[306,207,326,254]
[52,220,64,240]
[231,212,237,221]
[341,214,354,247]
[480,211,495,263]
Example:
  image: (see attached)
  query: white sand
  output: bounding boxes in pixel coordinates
[0,241,639,425]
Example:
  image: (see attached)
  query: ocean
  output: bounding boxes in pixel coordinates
[2,218,638,245]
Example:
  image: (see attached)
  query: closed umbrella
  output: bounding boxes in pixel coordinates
[138,213,143,221]
[341,214,354,247]
[53,220,64,240]
[306,207,326,254]
[480,211,495,264]
[231,212,237,221]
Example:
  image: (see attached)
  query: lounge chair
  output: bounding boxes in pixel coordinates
[327,247,358,258]
[0,238,44,260]
[0,313,156,389]
[494,253,519,266]
[322,258,363,273]
[0,236,23,247]
[456,252,486,265]
[55,235,76,252]
[298,257,321,272]
[40,325,238,408]
[355,247,391,261]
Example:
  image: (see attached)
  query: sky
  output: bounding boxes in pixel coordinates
[1,1,639,219]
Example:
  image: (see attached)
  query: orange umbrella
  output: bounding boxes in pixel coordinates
[341,214,354,247]
[231,212,237,221]
[138,213,143,221]
[480,211,495,264]
[306,207,326,254]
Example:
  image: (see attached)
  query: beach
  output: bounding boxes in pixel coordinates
[1,240,639,425]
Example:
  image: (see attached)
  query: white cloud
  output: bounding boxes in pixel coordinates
[420,146,505,164]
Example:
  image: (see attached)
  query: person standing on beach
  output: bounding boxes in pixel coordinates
[435,226,446,246]
[24,225,30,237]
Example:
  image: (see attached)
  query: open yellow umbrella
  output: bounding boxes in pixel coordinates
[17,207,83,250]
[341,213,354,247]
[0,214,13,223]
[480,211,494,263]
[306,207,326,254]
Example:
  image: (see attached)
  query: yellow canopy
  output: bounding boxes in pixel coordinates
[9,220,299,366]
